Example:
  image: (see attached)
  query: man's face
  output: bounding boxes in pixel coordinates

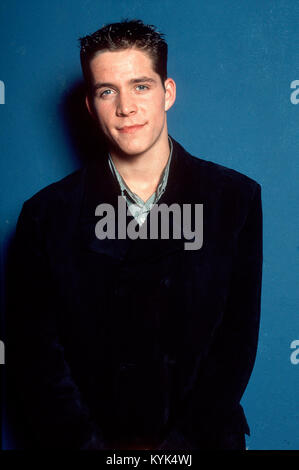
[85,48,176,158]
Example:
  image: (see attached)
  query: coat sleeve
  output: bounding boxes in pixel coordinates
[6,201,104,449]
[159,182,263,450]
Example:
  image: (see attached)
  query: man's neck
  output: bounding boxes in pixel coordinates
[109,133,171,201]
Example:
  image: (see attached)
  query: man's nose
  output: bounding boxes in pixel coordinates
[116,92,137,117]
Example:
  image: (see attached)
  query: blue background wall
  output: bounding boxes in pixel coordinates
[1,0,298,450]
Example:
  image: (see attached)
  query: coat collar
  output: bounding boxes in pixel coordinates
[79,137,201,261]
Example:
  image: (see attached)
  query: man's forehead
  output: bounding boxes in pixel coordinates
[89,47,156,78]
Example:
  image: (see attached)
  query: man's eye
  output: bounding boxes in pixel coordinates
[100,89,114,97]
[136,85,149,91]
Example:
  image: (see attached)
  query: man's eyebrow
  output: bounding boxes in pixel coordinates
[129,76,157,84]
[93,76,157,92]
[93,82,114,92]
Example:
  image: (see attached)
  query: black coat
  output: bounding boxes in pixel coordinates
[5,137,263,450]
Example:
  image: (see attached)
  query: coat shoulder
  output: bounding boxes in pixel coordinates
[172,138,261,220]
[173,138,261,199]
[190,154,260,196]
[183,150,261,207]
[22,167,86,217]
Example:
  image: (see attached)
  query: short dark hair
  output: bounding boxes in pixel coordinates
[79,19,168,93]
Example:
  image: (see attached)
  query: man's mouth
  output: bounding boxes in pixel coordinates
[117,123,146,134]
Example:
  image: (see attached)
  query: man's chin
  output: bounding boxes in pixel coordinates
[110,142,150,158]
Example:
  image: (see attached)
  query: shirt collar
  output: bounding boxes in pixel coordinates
[108,136,173,206]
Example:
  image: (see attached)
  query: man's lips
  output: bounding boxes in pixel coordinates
[117,123,146,134]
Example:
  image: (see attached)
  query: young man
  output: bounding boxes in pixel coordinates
[6,20,263,450]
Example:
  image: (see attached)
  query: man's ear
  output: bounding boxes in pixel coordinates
[85,94,96,119]
[164,78,176,112]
